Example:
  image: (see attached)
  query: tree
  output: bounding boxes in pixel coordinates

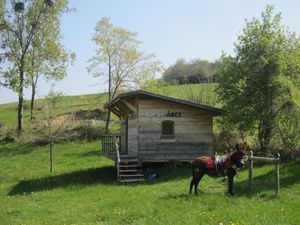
[162,59,217,84]
[217,5,300,152]
[0,0,70,131]
[88,17,161,132]
[33,90,71,172]
[27,31,75,120]
[275,103,300,158]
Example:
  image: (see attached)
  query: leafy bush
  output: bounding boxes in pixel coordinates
[74,109,107,121]
[31,125,105,145]
[163,59,217,84]
[0,127,16,143]
[72,125,105,141]
[271,105,300,159]
[213,130,240,153]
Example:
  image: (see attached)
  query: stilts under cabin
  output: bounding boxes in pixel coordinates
[101,90,222,182]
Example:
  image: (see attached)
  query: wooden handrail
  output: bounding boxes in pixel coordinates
[248,156,280,163]
[101,134,121,178]
[101,134,120,157]
[114,136,121,179]
[114,136,121,163]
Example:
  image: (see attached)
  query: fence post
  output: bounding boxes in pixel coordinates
[101,136,103,154]
[248,151,253,194]
[275,154,280,197]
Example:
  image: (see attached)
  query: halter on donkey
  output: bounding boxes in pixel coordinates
[189,143,248,196]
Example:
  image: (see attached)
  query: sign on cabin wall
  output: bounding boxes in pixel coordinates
[142,111,182,118]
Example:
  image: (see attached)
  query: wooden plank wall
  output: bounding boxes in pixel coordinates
[120,117,138,154]
[127,118,138,154]
[120,118,127,154]
[137,97,213,160]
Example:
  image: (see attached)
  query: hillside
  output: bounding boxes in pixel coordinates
[0,93,107,129]
[0,83,218,130]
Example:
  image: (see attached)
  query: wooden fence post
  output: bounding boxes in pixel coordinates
[247,151,280,197]
[248,151,253,194]
[275,156,280,197]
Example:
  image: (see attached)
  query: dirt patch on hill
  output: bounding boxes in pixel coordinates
[74,109,107,121]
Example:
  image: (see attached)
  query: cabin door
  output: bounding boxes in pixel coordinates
[120,118,128,155]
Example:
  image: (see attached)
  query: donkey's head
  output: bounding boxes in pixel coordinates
[230,142,248,169]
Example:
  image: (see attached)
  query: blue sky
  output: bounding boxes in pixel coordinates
[1,0,300,104]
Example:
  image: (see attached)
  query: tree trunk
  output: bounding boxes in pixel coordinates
[105,60,112,134]
[105,110,111,134]
[30,82,36,121]
[17,69,24,132]
[49,140,53,173]
[258,117,273,153]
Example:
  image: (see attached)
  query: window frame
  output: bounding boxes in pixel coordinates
[161,120,175,139]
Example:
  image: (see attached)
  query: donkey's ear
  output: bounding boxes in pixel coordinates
[236,143,239,150]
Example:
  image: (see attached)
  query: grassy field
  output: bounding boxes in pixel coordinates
[1,84,299,224]
[0,140,300,225]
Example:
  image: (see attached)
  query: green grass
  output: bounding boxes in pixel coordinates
[0,140,300,225]
[1,84,299,224]
[0,93,107,129]
[146,83,219,107]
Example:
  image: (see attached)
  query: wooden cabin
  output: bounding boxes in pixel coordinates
[102,90,221,160]
[101,90,221,182]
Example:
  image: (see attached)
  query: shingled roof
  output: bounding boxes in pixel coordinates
[105,89,222,116]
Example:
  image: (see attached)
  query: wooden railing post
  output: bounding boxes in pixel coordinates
[248,151,253,194]
[114,136,121,180]
[248,151,280,197]
[101,134,121,161]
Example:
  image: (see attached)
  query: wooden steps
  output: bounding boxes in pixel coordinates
[119,169,141,173]
[118,156,145,183]
[120,178,145,183]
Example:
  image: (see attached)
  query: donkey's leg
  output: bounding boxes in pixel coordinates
[194,172,205,194]
[228,175,234,196]
[227,169,237,196]
[189,179,194,194]
[189,170,195,194]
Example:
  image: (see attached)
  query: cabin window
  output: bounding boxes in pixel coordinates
[161,120,175,138]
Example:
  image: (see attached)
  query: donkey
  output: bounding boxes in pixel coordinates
[189,143,248,196]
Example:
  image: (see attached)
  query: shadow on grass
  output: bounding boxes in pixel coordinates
[135,167,191,187]
[8,164,193,195]
[8,166,117,195]
[234,160,300,197]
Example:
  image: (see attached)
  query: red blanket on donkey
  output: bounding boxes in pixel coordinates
[205,156,231,170]
[206,157,215,169]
